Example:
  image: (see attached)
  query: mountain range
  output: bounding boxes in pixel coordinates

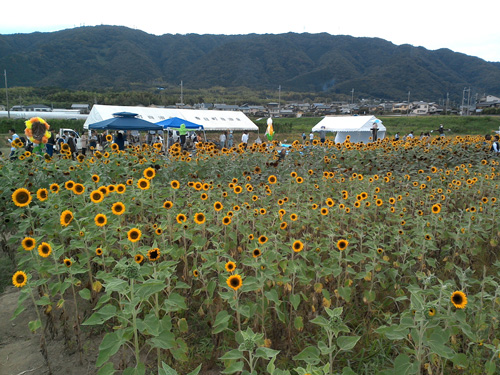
[1,26,499,102]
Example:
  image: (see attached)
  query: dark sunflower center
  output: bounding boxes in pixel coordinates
[41,246,50,254]
[150,250,159,259]
[130,231,139,239]
[230,278,240,287]
[115,205,123,212]
[26,239,34,247]
[16,274,25,283]
[98,216,105,224]
[452,294,463,303]
[64,214,72,223]
[17,192,30,203]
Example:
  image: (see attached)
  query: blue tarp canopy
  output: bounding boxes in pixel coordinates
[88,112,163,131]
[156,117,204,130]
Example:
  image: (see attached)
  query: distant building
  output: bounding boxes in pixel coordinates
[11,104,51,112]
[71,104,91,114]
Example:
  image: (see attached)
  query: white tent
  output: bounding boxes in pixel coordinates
[83,105,258,132]
[312,115,386,143]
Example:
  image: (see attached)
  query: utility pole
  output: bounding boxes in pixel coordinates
[407,91,410,116]
[445,92,449,115]
[4,69,9,118]
[278,85,281,117]
[351,88,354,113]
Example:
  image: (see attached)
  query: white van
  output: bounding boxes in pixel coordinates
[58,128,82,150]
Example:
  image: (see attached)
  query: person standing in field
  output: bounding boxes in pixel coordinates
[319,126,327,143]
[227,130,234,148]
[309,132,314,142]
[431,124,451,137]
[241,131,249,150]
[6,128,19,160]
[219,131,226,149]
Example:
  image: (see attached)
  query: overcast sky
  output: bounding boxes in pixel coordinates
[2,0,499,62]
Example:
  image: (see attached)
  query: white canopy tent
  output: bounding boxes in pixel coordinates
[83,105,258,132]
[312,115,386,143]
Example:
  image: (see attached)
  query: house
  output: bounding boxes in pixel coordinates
[71,104,91,114]
[477,95,500,109]
[411,101,429,115]
[214,104,239,111]
[392,102,411,114]
[267,102,280,117]
[11,104,51,112]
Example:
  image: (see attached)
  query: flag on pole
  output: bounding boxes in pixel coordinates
[265,118,274,141]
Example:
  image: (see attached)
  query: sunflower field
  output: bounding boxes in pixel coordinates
[2,134,500,375]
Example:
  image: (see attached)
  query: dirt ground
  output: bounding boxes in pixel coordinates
[0,287,97,375]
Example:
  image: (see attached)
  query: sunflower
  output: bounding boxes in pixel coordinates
[36,188,48,202]
[65,180,75,191]
[194,212,206,225]
[292,240,304,253]
[193,269,199,277]
[137,178,150,190]
[225,261,236,272]
[127,228,142,242]
[377,248,384,254]
[325,198,335,207]
[248,234,254,240]
[50,183,60,193]
[252,248,262,258]
[214,201,223,211]
[451,291,467,309]
[155,228,163,235]
[222,216,231,225]
[170,180,180,189]
[38,242,52,258]
[116,184,126,194]
[94,213,107,227]
[22,237,36,251]
[60,210,74,227]
[90,190,104,203]
[226,274,243,291]
[106,134,113,142]
[280,222,288,230]
[176,214,187,224]
[63,258,73,267]
[290,213,298,221]
[320,207,329,216]
[268,175,277,184]
[12,271,28,288]
[111,202,126,215]
[258,235,268,245]
[12,188,32,207]
[96,247,103,256]
[134,254,144,264]
[428,308,436,317]
[201,193,208,200]
[431,204,441,214]
[337,239,348,251]
[91,174,100,183]
[147,248,161,261]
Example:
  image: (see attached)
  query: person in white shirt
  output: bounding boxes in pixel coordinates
[241,131,249,150]
[219,131,226,149]
[309,132,314,142]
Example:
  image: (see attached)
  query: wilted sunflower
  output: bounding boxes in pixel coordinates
[194,212,206,225]
[94,213,107,227]
[38,242,52,258]
[22,237,36,251]
[60,210,74,227]
[258,235,268,244]
[292,240,304,253]
[111,202,126,215]
[252,248,262,258]
[147,248,161,261]
[63,258,72,267]
[127,228,142,242]
[12,188,32,207]
[12,271,28,288]
[134,254,144,264]
[36,188,48,202]
[225,261,236,272]
[226,274,243,291]
[337,239,348,251]
[451,291,467,309]
[137,178,150,190]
